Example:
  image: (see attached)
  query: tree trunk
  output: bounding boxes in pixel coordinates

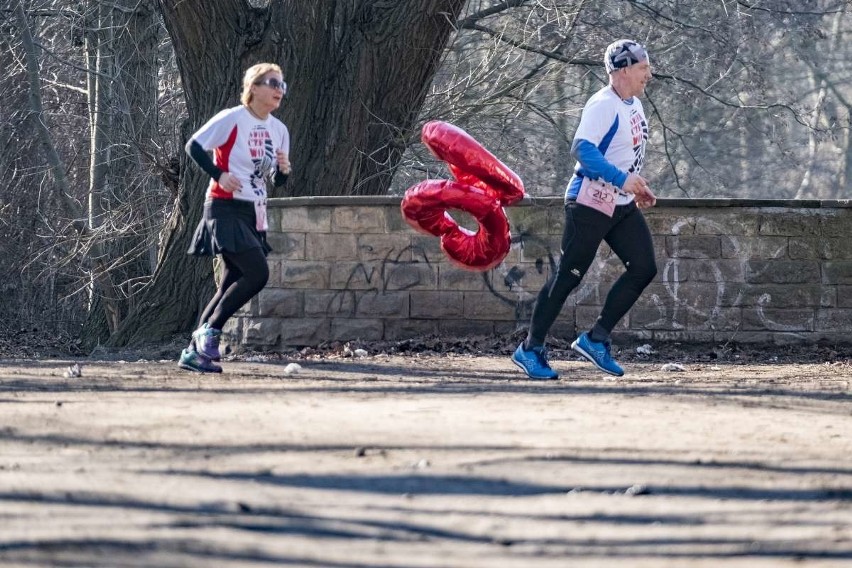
[280,0,468,197]
[84,0,124,335]
[80,0,162,348]
[87,0,111,232]
[794,8,843,200]
[13,0,74,212]
[108,0,466,346]
[117,0,161,276]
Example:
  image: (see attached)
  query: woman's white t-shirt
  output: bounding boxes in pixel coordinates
[191,105,290,203]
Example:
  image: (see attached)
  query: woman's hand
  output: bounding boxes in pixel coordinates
[218,172,241,192]
[276,149,291,174]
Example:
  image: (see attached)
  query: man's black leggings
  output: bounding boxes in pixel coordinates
[526,200,657,347]
[199,247,269,330]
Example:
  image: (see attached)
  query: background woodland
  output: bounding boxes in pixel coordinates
[1,0,849,348]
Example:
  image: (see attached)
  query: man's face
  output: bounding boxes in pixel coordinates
[623,60,652,97]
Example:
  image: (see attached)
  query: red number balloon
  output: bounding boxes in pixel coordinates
[401,121,525,271]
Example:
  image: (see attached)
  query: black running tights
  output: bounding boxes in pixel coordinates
[527,200,657,346]
[199,247,269,330]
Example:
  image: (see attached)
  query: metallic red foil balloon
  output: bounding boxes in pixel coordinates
[401,121,526,271]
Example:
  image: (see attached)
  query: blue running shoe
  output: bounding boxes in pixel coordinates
[511,343,559,380]
[178,348,223,373]
[193,323,222,361]
[571,332,624,376]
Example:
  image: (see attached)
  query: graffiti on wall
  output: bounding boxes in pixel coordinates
[483,232,555,324]
[657,217,809,334]
[339,245,436,294]
[478,216,813,336]
[326,214,820,337]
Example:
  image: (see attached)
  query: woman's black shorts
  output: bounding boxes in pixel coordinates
[187,198,272,257]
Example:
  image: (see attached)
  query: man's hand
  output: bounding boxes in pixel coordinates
[218,172,241,192]
[634,186,657,208]
[622,173,649,195]
[623,173,656,208]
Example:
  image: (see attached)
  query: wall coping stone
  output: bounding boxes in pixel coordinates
[270,196,852,209]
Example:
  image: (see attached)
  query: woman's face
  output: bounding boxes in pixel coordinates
[251,72,286,111]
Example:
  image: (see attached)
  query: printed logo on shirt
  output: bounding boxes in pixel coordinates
[248,124,275,195]
[629,108,648,173]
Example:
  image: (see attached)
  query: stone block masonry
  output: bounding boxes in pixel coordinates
[223,196,852,349]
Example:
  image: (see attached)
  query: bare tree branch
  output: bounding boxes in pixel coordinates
[13,0,80,227]
[457,0,530,28]
[736,0,846,16]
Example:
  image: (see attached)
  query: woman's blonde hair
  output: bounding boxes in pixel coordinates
[240,63,283,106]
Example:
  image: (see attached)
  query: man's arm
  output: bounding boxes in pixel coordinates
[571,138,628,189]
[572,138,652,203]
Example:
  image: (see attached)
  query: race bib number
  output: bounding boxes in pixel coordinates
[254,199,268,232]
[576,178,616,217]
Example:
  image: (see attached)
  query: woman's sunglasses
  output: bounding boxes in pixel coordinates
[255,78,287,94]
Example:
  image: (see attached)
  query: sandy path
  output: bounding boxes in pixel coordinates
[0,355,850,567]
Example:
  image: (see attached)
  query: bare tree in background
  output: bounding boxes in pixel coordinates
[81,0,162,233]
[6,0,169,348]
[4,0,91,343]
[394,0,851,200]
[78,0,163,343]
[794,1,849,198]
[1,1,86,342]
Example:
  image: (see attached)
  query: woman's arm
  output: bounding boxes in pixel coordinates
[185,139,223,181]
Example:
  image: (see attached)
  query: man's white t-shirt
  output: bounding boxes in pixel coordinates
[566,86,649,205]
[191,106,290,203]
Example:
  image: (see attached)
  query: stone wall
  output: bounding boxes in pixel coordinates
[223,197,852,349]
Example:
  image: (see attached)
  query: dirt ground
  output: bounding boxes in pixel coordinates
[0,336,851,567]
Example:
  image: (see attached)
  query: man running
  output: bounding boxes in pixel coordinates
[512,39,658,380]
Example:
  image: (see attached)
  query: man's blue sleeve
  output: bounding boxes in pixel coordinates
[571,138,628,189]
